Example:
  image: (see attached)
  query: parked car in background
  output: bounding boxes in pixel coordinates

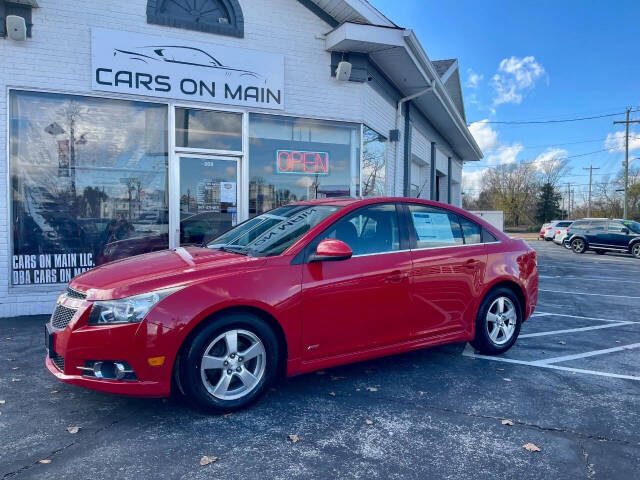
[566,218,640,258]
[551,221,573,246]
[545,220,572,242]
[45,197,538,412]
[539,222,552,240]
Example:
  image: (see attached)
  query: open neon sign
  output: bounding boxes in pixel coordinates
[276,150,329,175]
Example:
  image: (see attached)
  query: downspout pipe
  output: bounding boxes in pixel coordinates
[395,86,433,196]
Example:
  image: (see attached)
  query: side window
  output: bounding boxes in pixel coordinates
[482,229,498,243]
[608,220,625,232]
[319,204,400,256]
[590,220,606,231]
[459,216,483,245]
[407,205,463,249]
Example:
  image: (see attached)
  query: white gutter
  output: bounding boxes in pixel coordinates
[402,30,483,159]
[395,86,434,195]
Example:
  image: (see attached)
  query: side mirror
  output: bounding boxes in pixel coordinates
[310,239,352,262]
[622,227,630,234]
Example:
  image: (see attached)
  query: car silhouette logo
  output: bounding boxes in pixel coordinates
[113,45,261,79]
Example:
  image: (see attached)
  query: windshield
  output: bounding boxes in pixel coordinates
[207,205,341,256]
[623,220,640,233]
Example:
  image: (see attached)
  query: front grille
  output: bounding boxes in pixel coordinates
[51,304,77,330]
[66,287,87,300]
[51,352,65,372]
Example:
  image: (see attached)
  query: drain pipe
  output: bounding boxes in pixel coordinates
[395,85,434,196]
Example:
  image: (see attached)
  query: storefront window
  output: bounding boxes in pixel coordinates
[248,114,360,216]
[10,90,168,285]
[175,108,242,151]
[362,126,387,197]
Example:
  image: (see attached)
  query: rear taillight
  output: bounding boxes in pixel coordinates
[545,226,552,230]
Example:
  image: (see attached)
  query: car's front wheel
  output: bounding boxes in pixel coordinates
[470,288,522,355]
[571,238,586,254]
[632,243,640,259]
[180,312,279,413]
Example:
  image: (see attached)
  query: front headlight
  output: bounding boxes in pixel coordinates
[88,287,181,325]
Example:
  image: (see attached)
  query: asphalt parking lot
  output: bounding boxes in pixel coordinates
[1,241,639,479]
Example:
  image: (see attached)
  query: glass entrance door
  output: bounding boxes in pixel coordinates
[178,156,239,246]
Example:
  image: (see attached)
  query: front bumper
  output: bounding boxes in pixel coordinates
[44,296,176,398]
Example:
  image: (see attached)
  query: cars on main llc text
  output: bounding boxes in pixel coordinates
[45,197,539,412]
[566,218,640,258]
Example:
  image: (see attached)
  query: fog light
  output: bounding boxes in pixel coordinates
[78,360,137,381]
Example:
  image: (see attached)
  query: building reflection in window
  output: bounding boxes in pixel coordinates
[10,90,168,285]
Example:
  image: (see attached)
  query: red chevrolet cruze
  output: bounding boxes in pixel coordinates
[45,198,538,412]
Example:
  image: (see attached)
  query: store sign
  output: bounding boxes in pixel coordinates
[91,28,285,109]
[12,253,94,285]
[277,150,330,175]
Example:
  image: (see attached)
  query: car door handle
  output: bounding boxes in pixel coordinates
[385,271,409,283]
[463,259,480,269]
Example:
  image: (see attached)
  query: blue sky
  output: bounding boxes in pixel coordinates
[369,0,640,199]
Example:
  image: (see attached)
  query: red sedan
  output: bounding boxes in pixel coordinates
[45,198,538,412]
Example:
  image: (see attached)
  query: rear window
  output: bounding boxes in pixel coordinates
[571,221,588,228]
[556,221,572,228]
[590,220,606,230]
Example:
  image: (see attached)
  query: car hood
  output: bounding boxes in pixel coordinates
[70,247,266,300]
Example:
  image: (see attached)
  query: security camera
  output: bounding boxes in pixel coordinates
[6,15,27,41]
[335,61,352,82]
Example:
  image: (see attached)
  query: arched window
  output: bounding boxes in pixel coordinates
[147,0,244,38]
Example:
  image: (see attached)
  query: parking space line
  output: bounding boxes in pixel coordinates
[539,289,640,299]
[533,311,640,324]
[539,275,640,284]
[519,322,635,338]
[462,344,640,381]
[532,343,640,365]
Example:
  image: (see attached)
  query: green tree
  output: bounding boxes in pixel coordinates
[536,183,562,223]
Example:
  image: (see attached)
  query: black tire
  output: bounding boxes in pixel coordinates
[595,249,606,255]
[179,312,279,413]
[544,237,552,241]
[632,243,640,259]
[470,287,522,355]
[571,238,587,254]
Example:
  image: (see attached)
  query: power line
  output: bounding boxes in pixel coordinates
[518,135,640,150]
[467,109,640,126]
[464,148,612,168]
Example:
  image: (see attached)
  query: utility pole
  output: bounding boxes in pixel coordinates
[613,108,640,219]
[567,183,571,218]
[583,165,600,217]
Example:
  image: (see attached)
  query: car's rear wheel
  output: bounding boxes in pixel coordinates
[470,287,522,355]
[632,243,640,259]
[571,238,586,254]
[595,249,606,255]
[180,312,279,413]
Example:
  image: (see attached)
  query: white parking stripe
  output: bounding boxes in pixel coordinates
[519,322,635,338]
[532,343,640,365]
[539,275,640,284]
[462,344,640,381]
[539,289,640,299]
[533,311,639,324]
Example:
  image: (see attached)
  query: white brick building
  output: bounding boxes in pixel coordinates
[0,0,482,317]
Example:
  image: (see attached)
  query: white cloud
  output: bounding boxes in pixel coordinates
[604,130,640,153]
[485,143,524,166]
[469,119,498,152]
[462,168,488,193]
[466,69,483,89]
[491,56,546,106]
[531,148,569,171]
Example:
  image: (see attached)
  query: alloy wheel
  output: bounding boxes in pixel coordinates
[572,239,585,253]
[485,297,517,346]
[633,243,640,259]
[200,329,266,401]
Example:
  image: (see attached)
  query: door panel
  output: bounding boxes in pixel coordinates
[585,220,607,246]
[301,203,412,360]
[606,220,630,248]
[301,252,413,359]
[179,156,238,245]
[405,205,487,338]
